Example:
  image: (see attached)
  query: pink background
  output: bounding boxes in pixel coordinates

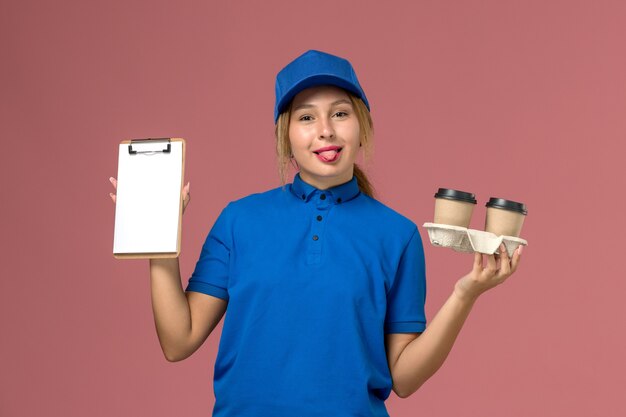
[2,0,625,416]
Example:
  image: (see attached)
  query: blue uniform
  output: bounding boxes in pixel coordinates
[186,173,427,417]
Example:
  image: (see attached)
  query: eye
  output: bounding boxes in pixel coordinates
[333,111,349,118]
[299,114,313,121]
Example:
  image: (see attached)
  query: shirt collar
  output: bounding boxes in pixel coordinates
[290,173,361,204]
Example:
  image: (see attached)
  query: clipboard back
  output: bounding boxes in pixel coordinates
[113,138,186,259]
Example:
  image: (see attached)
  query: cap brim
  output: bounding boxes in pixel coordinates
[275,74,365,122]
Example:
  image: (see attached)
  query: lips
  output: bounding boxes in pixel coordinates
[313,146,342,163]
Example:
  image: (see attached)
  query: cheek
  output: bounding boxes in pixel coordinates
[342,122,361,147]
[288,126,311,151]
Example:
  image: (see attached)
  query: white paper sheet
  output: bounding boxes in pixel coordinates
[113,139,183,255]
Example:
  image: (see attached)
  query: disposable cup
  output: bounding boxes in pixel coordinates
[433,188,477,228]
[484,198,527,237]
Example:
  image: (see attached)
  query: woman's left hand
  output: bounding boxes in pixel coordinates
[454,243,523,302]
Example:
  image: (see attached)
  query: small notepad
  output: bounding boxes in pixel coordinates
[113,138,185,258]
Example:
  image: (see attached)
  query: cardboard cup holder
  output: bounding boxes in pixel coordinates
[422,222,528,257]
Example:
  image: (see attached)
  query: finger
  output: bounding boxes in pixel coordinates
[494,251,502,270]
[510,244,523,273]
[498,243,511,275]
[109,177,117,189]
[485,252,497,273]
[182,183,190,211]
[110,193,116,203]
[473,251,483,271]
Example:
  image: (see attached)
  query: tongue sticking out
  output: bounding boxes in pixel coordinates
[318,150,339,162]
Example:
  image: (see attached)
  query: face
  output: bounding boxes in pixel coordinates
[288,85,361,190]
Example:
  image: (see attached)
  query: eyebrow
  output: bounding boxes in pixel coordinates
[292,99,353,112]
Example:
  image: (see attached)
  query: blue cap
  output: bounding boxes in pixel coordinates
[274,50,370,123]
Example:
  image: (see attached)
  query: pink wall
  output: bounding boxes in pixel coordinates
[2,0,624,416]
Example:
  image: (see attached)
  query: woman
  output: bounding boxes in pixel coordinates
[109,50,522,417]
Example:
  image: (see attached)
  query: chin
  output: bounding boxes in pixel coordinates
[302,166,354,183]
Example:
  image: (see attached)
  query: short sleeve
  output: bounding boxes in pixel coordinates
[185,204,233,301]
[384,227,427,334]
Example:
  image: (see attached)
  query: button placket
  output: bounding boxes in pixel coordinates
[307,191,332,265]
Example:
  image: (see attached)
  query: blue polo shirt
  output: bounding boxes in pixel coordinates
[186,173,427,417]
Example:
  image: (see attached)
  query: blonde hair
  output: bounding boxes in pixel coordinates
[274,91,375,198]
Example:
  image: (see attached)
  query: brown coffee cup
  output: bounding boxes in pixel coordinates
[433,188,477,228]
[484,198,528,237]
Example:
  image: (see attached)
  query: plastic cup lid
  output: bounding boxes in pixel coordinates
[485,197,528,215]
[433,188,477,204]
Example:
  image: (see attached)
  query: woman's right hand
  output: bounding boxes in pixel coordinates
[109,177,191,214]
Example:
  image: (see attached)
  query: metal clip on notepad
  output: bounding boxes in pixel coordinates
[128,138,171,154]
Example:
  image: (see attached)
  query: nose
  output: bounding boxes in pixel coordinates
[318,116,335,140]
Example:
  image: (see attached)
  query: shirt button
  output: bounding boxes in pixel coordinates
[320,194,326,200]
[316,215,323,221]
[337,197,342,203]
[312,235,319,241]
